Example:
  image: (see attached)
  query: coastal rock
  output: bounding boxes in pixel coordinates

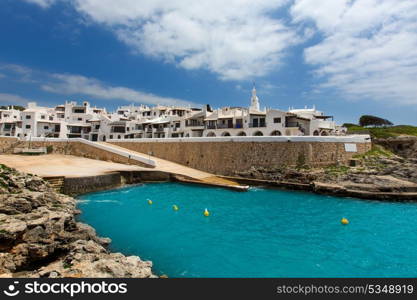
[0,164,155,278]
[233,143,417,200]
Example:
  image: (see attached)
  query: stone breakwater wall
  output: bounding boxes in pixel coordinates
[109,136,372,176]
[60,171,173,196]
[62,173,123,196]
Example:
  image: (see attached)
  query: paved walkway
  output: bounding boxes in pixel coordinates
[0,154,144,177]
[0,147,241,188]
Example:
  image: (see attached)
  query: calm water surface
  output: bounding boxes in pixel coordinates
[77,183,417,277]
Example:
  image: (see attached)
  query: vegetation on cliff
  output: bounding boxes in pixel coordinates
[344,124,417,138]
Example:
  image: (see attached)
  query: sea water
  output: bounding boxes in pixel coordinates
[77,183,417,278]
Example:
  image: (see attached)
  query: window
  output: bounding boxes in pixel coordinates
[25,115,31,119]
[95,125,100,130]
[110,135,113,139]
[41,115,45,119]
[77,118,82,121]
[44,126,49,130]
[273,117,281,124]
[25,125,31,129]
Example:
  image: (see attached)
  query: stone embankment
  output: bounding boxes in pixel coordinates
[0,164,155,278]
[232,143,417,201]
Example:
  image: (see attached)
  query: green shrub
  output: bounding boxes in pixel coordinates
[46,145,53,154]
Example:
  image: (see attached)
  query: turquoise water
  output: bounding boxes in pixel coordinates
[77,183,417,278]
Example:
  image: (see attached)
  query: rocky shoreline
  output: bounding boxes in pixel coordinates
[232,142,417,201]
[0,164,155,278]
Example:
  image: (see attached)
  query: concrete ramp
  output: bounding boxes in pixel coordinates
[97,142,246,190]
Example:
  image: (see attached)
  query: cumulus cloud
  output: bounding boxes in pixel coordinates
[41,73,199,106]
[0,93,34,105]
[291,0,417,105]
[18,0,417,105]
[0,63,198,107]
[72,0,297,81]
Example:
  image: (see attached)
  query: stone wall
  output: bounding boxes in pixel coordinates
[0,137,19,153]
[110,140,372,176]
[63,173,122,196]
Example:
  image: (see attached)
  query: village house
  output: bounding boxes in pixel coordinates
[0,87,346,140]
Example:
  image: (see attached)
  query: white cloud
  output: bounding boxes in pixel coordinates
[72,0,298,81]
[22,0,56,8]
[0,93,34,105]
[291,0,417,105]
[0,63,198,107]
[41,73,199,107]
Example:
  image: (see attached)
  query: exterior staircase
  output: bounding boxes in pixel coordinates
[43,176,65,193]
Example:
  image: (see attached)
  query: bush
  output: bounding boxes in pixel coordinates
[46,145,53,154]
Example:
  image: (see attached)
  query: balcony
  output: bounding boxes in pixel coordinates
[286,122,299,128]
[216,124,234,129]
[249,123,267,128]
[186,123,204,127]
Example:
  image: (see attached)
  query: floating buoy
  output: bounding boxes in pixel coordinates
[204,208,210,217]
[341,218,349,225]
[147,199,153,205]
[173,205,179,211]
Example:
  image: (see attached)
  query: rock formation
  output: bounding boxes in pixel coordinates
[0,164,155,278]
[235,144,417,200]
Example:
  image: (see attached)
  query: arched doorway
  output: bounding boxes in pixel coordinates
[253,131,263,136]
[270,130,281,136]
[320,131,329,136]
[206,132,216,137]
[237,131,246,136]
[221,132,231,136]
[313,130,319,136]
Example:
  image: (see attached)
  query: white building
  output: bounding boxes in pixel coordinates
[0,88,346,140]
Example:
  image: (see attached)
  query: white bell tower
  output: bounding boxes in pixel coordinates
[250,83,260,111]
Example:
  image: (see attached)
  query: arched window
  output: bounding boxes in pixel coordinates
[270,130,281,136]
[253,131,263,136]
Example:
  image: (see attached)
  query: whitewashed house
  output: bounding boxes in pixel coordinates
[0,87,346,140]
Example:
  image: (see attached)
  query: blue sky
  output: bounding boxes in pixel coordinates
[1,0,416,125]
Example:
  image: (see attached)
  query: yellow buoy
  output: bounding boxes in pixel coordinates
[204,208,210,217]
[341,218,349,225]
[173,205,179,211]
[147,199,153,205]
